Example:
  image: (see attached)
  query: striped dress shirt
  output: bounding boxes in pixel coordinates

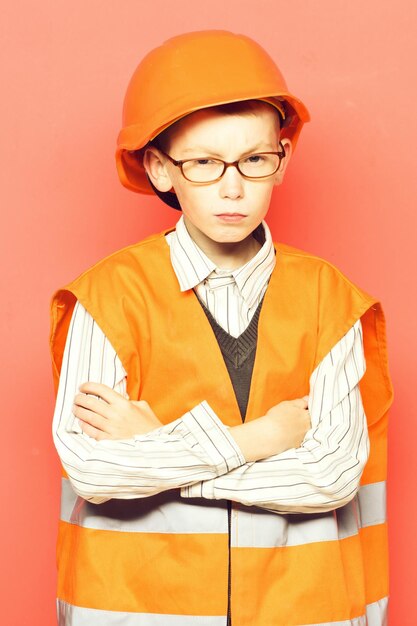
[166,217,276,337]
[52,218,369,511]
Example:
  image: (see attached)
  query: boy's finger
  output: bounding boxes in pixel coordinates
[78,381,125,404]
[74,405,110,432]
[292,397,309,408]
[74,394,115,420]
[79,420,109,441]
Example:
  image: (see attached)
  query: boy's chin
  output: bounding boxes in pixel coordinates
[208,231,258,246]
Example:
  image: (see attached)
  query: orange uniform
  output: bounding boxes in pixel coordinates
[50,230,393,625]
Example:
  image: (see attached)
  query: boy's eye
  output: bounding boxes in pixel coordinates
[244,154,266,164]
[182,158,224,182]
[192,158,218,166]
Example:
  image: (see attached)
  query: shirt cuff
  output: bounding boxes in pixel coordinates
[181,478,216,499]
[180,401,245,476]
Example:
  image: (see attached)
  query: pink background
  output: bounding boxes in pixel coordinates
[1,1,415,624]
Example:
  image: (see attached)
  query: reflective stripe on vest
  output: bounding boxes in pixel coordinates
[60,477,229,534]
[60,477,386,542]
[57,597,388,626]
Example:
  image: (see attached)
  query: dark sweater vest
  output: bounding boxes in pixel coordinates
[197,295,264,422]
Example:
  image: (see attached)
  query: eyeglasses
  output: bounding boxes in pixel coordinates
[159,142,286,183]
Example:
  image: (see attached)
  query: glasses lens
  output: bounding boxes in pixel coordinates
[239,154,280,178]
[182,158,225,183]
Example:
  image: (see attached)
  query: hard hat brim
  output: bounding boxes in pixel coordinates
[116,92,310,197]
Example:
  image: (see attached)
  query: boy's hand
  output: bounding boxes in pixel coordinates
[263,397,311,451]
[230,397,311,462]
[73,382,163,441]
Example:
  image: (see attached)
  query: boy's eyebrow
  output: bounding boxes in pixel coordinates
[180,143,277,157]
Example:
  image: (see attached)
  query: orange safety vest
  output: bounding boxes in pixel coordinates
[50,229,393,626]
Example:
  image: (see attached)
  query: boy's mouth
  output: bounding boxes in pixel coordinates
[215,213,246,222]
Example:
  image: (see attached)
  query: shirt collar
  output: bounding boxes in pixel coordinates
[231,221,275,308]
[168,216,216,291]
[167,216,276,307]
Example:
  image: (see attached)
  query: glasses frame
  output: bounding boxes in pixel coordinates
[158,142,286,184]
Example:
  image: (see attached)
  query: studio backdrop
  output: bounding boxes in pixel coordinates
[1,1,415,624]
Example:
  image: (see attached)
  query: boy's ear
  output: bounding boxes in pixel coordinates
[274,138,293,186]
[143,147,174,192]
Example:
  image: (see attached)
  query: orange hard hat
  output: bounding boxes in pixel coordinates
[116,30,310,204]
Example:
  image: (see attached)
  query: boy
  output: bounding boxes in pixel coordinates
[50,31,393,626]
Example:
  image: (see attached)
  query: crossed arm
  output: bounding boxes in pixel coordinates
[53,301,369,511]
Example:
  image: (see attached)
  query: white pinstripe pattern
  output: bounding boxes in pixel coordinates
[52,218,369,511]
[166,217,276,337]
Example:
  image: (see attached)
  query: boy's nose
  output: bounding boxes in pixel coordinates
[218,164,244,199]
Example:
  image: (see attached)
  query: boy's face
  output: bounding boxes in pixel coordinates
[144,106,291,254]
